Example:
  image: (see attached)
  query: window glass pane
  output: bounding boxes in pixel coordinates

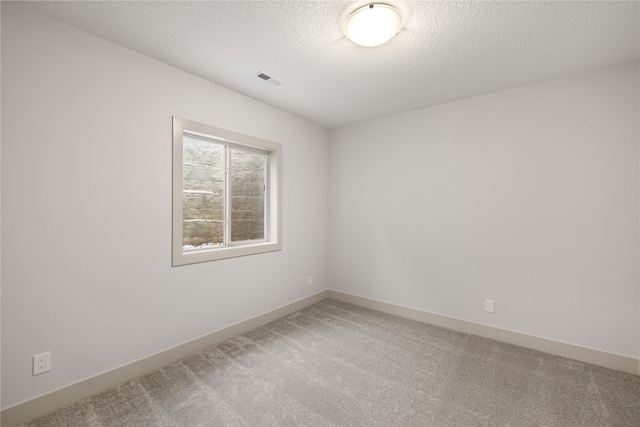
[230,148,266,242]
[182,136,225,250]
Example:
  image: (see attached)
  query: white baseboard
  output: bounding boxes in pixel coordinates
[4,289,637,427]
[1,291,331,427]
[327,289,640,377]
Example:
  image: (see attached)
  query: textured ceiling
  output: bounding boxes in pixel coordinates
[18,1,640,129]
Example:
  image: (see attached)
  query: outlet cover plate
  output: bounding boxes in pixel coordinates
[484,299,495,313]
[33,352,51,375]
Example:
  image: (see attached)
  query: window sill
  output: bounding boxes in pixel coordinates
[173,241,282,266]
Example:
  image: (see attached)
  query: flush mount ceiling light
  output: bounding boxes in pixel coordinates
[344,3,403,47]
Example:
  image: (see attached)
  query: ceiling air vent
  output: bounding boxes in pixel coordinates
[254,71,284,87]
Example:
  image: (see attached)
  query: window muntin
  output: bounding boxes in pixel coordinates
[173,117,282,266]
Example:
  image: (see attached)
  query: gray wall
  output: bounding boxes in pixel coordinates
[1,3,329,409]
[329,61,640,358]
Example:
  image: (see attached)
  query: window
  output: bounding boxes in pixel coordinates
[172,117,282,265]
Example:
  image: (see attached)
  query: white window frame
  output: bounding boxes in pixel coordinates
[172,117,282,266]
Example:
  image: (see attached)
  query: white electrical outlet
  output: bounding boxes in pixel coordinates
[484,299,495,313]
[307,275,313,287]
[33,352,51,375]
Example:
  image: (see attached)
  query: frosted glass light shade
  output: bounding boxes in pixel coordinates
[344,3,403,47]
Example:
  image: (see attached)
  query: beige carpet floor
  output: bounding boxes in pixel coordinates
[23,299,640,426]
